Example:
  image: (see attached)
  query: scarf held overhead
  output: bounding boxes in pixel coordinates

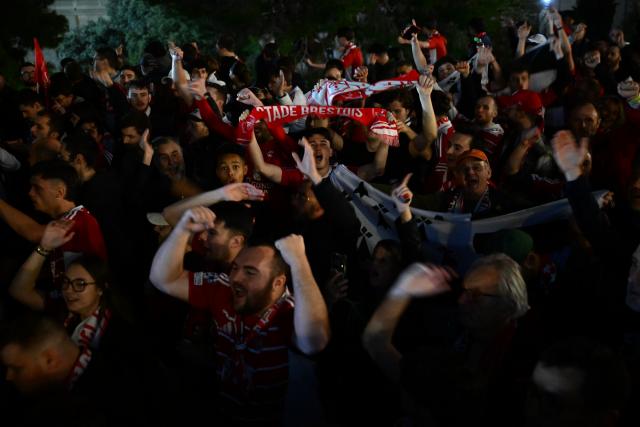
[236,105,400,146]
[306,70,421,106]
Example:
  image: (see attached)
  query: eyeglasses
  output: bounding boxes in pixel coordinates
[61,277,96,292]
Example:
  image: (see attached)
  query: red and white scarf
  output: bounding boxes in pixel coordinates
[236,105,400,146]
[66,346,92,390]
[306,70,421,106]
[64,306,112,349]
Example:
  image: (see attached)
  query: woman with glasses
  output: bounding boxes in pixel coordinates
[9,220,126,350]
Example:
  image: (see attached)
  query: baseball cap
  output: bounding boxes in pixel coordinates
[456,148,489,165]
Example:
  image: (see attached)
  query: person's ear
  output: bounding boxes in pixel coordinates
[55,182,67,200]
[41,347,60,372]
[242,164,248,177]
[271,274,286,292]
[229,235,245,251]
[486,163,492,180]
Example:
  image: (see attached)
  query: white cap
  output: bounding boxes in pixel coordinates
[147,213,170,227]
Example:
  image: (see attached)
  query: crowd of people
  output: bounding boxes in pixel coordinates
[0,6,639,426]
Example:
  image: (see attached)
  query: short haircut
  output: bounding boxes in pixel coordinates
[128,79,150,92]
[304,127,332,141]
[30,159,80,202]
[470,254,529,319]
[120,111,150,134]
[49,79,74,98]
[20,62,35,69]
[509,63,530,76]
[69,255,110,291]
[152,136,180,151]
[468,17,486,33]
[78,115,105,135]
[215,142,246,164]
[211,201,255,239]
[63,61,83,82]
[64,131,101,169]
[246,238,289,279]
[266,67,293,85]
[120,64,138,75]
[217,34,236,51]
[337,27,355,41]
[387,89,414,110]
[538,337,630,412]
[262,42,279,59]
[17,89,43,107]
[0,312,68,351]
[95,47,118,69]
[424,16,438,30]
[36,111,66,137]
[325,59,345,74]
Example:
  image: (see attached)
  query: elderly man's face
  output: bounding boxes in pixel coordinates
[570,104,600,139]
[459,158,491,198]
[155,141,184,180]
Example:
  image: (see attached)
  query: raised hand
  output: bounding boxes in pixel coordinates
[517,22,532,40]
[389,263,456,298]
[189,78,207,100]
[40,220,75,251]
[455,61,471,78]
[416,74,435,96]
[391,173,413,215]
[178,206,216,234]
[353,66,368,83]
[237,88,263,107]
[476,46,495,67]
[220,182,265,202]
[275,234,306,267]
[292,137,322,185]
[551,130,589,181]
[168,41,183,62]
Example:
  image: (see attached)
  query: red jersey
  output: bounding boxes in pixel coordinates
[427,32,448,64]
[341,42,364,72]
[188,271,294,420]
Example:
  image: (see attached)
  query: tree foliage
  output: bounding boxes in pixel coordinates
[0,0,68,80]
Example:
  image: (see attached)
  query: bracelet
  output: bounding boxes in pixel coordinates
[35,246,51,257]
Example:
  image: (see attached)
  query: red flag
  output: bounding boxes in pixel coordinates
[33,38,50,100]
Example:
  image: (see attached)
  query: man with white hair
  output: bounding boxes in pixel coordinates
[362,254,529,424]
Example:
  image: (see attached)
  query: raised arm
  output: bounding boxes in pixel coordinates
[150,207,216,301]
[412,74,437,155]
[247,129,285,184]
[410,33,430,75]
[276,234,330,355]
[162,182,264,226]
[168,42,193,106]
[515,22,531,59]
[9,221,75,310]
[358,141,389,181]
[362,263,453,381]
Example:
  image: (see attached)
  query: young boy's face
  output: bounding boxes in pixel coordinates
[216,153,247,185]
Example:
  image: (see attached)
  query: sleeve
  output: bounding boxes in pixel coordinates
[188,272,231,311]
[0,147,20,171]
[68,212,108,261]
[395,217,423,264]
[279,168,305,187]
[193,97,236,142]
[266,122,299,154]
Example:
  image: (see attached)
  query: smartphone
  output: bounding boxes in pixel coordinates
[402,24,422,40]
[331,253,348,275]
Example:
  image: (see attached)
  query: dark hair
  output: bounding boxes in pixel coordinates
[63,61,84,82]
[217,34,236,51]
[188,58,209,74]
[59,57,76,70]
[215,142,245,163]
[0,312,67,351]
[119,111,150,134]
[369,42,388,55]
[230,62,251,86]
[387,89,414,110]
[304,127,332,141]
[509,63,530,76]
[325,59,345,74]
[431,90,452,116]
[30,159,80,202]
[120,64,138,75]
[538,337,630,412]
[49,79,74,98]
[424,16,438,30]
[36,111,66,138]
[246,238,289,279]
[69,255,110,292]
[128,79,150,92]
[17,89,43,107]
[373,239,403,266]
[95,47,118,69]
[144,40,166,58]
[262,42,279,59]
[20,62,35,69]
[337,27,355,41]
[64,131,101,169]
[211,201,255,239]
